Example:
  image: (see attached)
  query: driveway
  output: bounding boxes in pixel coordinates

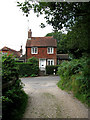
[21,76,88,118]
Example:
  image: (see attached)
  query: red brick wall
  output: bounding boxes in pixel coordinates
[1,50,13,56]
[26,47,57,65]
[1,50,16,57]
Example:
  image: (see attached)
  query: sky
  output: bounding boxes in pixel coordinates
[0,0,54,54]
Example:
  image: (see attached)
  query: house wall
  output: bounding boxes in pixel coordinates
[26,47,57,65]
[1,50,20,58]
[1,50,13,56]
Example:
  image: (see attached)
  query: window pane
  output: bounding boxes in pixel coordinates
[48,61,50,65]
[33,48,34,53]
[51,48,53,53]
[47,47,53,54]
[31,47,37,54]
[51,61,53,65]
[51,48,52,53]
[35,48,37,53]
[31,48,33,53]
[48,48,50,53]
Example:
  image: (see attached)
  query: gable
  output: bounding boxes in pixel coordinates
[0,46,21,58]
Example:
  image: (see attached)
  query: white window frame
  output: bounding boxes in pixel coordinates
[47,59,54,66]
[2,52,7,55]
[31,47,38,54]
[47,47,54,54]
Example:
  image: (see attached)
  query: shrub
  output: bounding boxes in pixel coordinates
[16,62,39,77]
[57,56,90,106]
[2,79,28,120]
[31,74,37,77]
[2,54,28,120]
[46,65,59,75]
[27,57,39,66]
[2,54,19,84]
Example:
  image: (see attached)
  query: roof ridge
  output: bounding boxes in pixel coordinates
[1,46,19,52]
[31,36,53,38]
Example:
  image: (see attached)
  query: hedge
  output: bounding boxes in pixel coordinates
[16,62,39,77]
[46,65,59,75]
[2,54,28,120]
[57,56,90,106]
[2,55,19,84]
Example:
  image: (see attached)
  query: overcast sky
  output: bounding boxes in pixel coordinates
[0,0,54,54]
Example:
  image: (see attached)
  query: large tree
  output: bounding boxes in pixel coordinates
[17,1,90,58]
[17,2,90,30]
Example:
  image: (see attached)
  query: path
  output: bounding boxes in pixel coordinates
[21,76,88,118]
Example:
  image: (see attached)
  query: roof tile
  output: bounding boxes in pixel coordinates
[26,37,57,47]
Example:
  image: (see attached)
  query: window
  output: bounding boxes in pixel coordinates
[2,52,7,55]
[31,47,38,54]
[47,47,54,54]
[47,59,54,66]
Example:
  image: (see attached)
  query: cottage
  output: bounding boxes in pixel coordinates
[0,46,22,58]
[26,29,57,71]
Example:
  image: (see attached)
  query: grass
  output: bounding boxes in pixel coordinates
[57,80,90,107]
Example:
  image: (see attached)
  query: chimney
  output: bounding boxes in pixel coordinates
[20,45,23,56]
[28,29,32,39]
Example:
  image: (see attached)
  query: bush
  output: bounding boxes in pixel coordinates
[2,54,28,120]
[57,56,90,106]
[46,65,59,75]
[2,79,28,120]
[16,62,39,77]
[27,57,39,66]
[2,54,19,84]
[31,74,37,77]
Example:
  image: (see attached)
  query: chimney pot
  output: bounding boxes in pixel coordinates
[28,29,32,38]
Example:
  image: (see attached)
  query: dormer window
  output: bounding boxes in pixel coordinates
[47,47,54,54]
[31,47,38,54]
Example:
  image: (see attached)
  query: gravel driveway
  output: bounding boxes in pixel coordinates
[21,76,88,118]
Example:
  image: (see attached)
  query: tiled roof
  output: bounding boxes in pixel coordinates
[26,37,57,47]
[1,46,21,58]
[57,54,69,60]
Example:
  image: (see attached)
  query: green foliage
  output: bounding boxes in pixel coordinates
[2,54,19,84]
[27,57,39,66]
[2,54,28,120]
[17,2,89,58]
[16,62,39,77]
[17,2,90,30]
[2,79,28,120]
[57,56,90,106]
[46,65,59,75]
[65,21,88,58]
[45,31,68,54]
[31,74,37,77]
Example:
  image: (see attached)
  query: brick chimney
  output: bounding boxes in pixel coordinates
[28,29,32,39]
[20,45,23,56]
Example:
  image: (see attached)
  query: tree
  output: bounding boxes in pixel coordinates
[45,31,68,54]
[17,2,90,58]
[17,2,90,30]
[66,21,88,58]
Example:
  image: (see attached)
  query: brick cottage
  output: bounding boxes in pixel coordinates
[26,29,57,71]
[0,46,22,58]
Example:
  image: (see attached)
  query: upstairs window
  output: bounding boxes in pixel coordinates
[31,47,38,54]
[47,59,54,66]
[47,47,54,54]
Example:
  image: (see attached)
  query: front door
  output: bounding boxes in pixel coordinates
[39,59,46,71]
